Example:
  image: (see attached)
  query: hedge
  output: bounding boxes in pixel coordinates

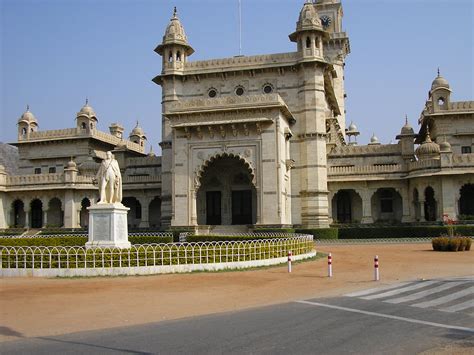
[0,235,173,247]
[337,225,474,239]
[295,228,338,240]
[251,228,296,234]
[186,234,297,242]
[432,237,472,251]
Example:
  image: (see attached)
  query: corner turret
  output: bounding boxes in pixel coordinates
[17,105,38,140]
[76,99,98,133]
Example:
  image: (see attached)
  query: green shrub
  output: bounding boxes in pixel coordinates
[338,226,451,239]
[295,228,338,239]
[128,235,173,244]
[432,236,472,252]
[453,225,474,236]
[251,228,296,234]
[0,235,172,247]
[186,234,299,242]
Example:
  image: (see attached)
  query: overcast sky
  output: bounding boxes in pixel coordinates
[1,0,473,152]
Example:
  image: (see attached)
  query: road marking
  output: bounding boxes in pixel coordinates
[295,300,474,333]
[361,281,439,300]
[385,281,466,304]
[345,282,413,297]
[412,286,474,309]
[439,300,474,313]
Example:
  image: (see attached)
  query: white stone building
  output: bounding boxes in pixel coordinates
[0,0,473,232]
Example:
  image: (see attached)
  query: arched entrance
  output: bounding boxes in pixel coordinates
[122,197,142,229]
[424,186,437,221]
[459,184,474,217]
[11,200,25,227]
[80,198,90,228]
[30,199,43,228]
[48,198,63,227]
[371,188,403,223]
[197,155,257,225]
[331,189,363,223]
[149,197,161,228]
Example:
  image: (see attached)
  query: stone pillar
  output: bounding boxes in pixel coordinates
[24,208,30,228]
[0,192,7,229]
[63,191,80,228]
[400,188,412,223]
[361,190,373,224]
[139,197,150,229]
[419,199,426,222]
[440,178,456,220]
[190,190,197,225]
[43,209,48,227]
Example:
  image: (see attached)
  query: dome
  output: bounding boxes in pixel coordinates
[78,157,100,176]
[66,160,77,169]
[415,130,440,159]
[156,7,194,55]
[130,122,146,138]
[77,100,97,119]
[289,1,325,42]
[369,133,380,145]
[18,106,37,124]
[431,71,450,91]
[439,140,452,153]
[400,115,414,135]
[348,122,358,131]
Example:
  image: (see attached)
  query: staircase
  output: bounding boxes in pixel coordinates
[210,225,249,235]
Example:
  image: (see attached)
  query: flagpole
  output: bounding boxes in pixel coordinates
[239,0,242,55]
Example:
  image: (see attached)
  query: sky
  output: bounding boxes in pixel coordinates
[1,0,473,152]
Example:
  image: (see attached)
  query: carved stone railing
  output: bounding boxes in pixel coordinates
[184,52,299,73]
[329,144,401,157]
[6,174,64,186]
[91,130,144,153]
[167,93,289,114]
[126,156,161,167]
[449,101,474,111]
[451,153,474,166]
[408,159,441,172]
[123,175,162,184]
[328,164,403,176]
[26,128,79,140]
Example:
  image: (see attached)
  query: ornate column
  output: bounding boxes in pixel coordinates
[43,209,48,227]
[419,199,426,222]
[360,189,374,224]
[139,197,150,229]
[190,190,197,226]
[24,208,30,228]
[399,187,412,223]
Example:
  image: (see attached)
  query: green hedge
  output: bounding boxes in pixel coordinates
[0,235,172,247]
[432,236,472,251]
[337,225,474,239]
[295,228,338,240]
[186,234,297,242]
[251,228,296,234]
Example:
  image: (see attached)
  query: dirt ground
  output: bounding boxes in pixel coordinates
[0,243,473,343]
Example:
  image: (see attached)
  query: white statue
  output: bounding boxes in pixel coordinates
[96,151,122,204]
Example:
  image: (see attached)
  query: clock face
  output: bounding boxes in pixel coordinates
[321,15,332,29]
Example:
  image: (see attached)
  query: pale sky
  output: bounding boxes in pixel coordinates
[1,0,473,152]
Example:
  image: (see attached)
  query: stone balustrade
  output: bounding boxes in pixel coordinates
[451,153,474,166]
[6,173,64,186]
[408,159,441,172]
[123,175,161,184]
[24,128,79,141]
[328,164,403,176]
[449,101,474,111]
[329,144,401,157]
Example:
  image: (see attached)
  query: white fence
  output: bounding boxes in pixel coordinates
[0,235,313,271]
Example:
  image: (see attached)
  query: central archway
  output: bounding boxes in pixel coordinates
[197,155,257,226]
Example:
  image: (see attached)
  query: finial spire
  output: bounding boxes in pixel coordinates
[425,125,432,142]
[136,120,139,127]
[85,97,89,105]
[437,67,440,77]
[26,104,30,111]
[173,6,177,18]
[405,114,408,125]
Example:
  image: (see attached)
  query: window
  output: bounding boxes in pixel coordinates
[81,122,86,129]
[462,146,472,154]
[263,84,273,94]
[306,37,311,49]
[380,189,393,213]
[176,51,181,61]
[34,168,41,174]
[438,97,445,106]
[49,167,56,174]
[208,88,217,98]
[235,86,244,96]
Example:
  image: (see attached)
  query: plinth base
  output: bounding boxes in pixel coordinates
[86,203,131,249]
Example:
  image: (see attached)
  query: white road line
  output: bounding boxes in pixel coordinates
[439,300,474,313]
[412,286,474,309]
[345,282,413,297]
[361,281,439,300]
[295,300,474,333]
[384,281,466,304]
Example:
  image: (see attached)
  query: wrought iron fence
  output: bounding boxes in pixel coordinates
[0,232,173,239]
[0,235,313,269]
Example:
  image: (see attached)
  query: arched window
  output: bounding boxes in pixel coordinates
[424,186,437,221]
[168,52,173,62]
[22,127,27,135]
[176,51,181,61]
[306,37,311,49]
[81,122,86,130]
[438,97,445,106]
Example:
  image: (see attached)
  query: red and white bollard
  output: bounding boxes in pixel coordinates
[288,250,292,273]
[328,253,333,277]
[374,255,380,281]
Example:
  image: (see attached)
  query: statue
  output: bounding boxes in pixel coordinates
[96,151,122,204]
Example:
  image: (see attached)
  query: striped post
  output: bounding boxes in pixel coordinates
[374,255,380,281]
[328,253,333,277]
[288,250,292,273]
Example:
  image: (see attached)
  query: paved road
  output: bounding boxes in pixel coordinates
[1,277,473,354]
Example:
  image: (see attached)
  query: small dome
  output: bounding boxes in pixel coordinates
[415,130,440,159]
[77,100,97,119]
[348,122,358,131]
[156,7,194,55]
[78,157,100,176]
[289,1,324,42]
[148,146,156,157]
[400,115,414,135]
[431,71,450,91]
[439,140,452,152]
[130,122,146,138]
[369,133,380,145]
[66,160,77,169]
[18,106,37,124]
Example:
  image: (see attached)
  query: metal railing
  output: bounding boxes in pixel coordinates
[0,232,172,239]
[0,235,313,269]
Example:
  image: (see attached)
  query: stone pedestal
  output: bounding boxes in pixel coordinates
[86,203,131,249]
